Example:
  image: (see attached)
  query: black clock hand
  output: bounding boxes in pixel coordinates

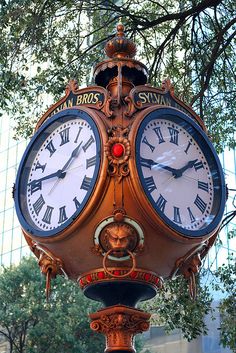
[60,141,83,172]
[29,142,83,187]
[47,141,84,195]
[174,159,198,177]
[28,169,66,186]
[140,157,178,174]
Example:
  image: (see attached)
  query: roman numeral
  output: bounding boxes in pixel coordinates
[58,206,68,224]
[35,161,46,172]
[30,180,42,195]
[140,157,152,169]
[86,155,96,169]
[156,194,167,213]
[168,127,179,145]
[83,135,95,152]
[59,127,70,145]
[142,136,155,152]
[74,126,83,143]
[187,207,196,223]
[173,206,182,224]
[194,160,204,171]
[144,176,157,193]
[80,176,92,191]
[42,206,54,224]
[73,196,81,210]
[198,181,209,192]
[184,141,192,154]
[194,194,207,214]
[33,194,45,215]
[153,127,165,144]
[45,140,56,157]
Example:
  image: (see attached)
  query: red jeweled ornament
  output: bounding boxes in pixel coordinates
[144,273,151,281]
[112,143,124,158]
[98,271,105,280]
[86,274,92,283]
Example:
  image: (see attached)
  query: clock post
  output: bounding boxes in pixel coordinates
[14,24,226,352]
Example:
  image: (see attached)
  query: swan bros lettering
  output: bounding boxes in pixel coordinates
[49,91,105,118]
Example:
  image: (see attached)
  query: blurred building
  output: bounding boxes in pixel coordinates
[0,115,30,266]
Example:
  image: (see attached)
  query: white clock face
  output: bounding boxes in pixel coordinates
[136,109,225,237]
[15,109,100,237]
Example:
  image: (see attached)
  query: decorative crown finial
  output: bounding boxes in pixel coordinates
[105,23,137,59]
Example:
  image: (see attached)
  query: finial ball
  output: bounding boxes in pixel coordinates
[104,23,136,58]
[117,23,124,36]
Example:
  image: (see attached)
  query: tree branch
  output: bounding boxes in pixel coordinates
[136,0,223,29]
[149,17,186,80]
[191,19,236,105]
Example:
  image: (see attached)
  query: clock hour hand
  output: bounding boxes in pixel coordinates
[140,157,178,174]
[61,141,83,172]
[28,169,66,186]
[175,159,198,176]
[29,141,83,188]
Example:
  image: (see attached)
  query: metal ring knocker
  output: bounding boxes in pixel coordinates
[103,249,136,278]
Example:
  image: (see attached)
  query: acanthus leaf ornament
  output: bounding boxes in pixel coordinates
[29,239,67,300]
[179,253,202,300]
[161,77,175,94]
[90,305,150,353]
[65,78,79,94]
[171,243,209,300]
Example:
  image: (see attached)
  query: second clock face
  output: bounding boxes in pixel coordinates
[135,108,225,238]
[15,109,101,237]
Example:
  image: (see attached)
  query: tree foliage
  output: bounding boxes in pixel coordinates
[212,248,236,353]
[0,0,235,151]
[0,257,234,353]
[140,275,213,341]
[0,257,144,353]
[141,230,236,352]
[0,257,105,353]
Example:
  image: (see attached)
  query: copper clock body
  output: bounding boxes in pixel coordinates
[17,90,225,291]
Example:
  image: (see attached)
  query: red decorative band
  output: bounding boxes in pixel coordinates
[77,268,162,290]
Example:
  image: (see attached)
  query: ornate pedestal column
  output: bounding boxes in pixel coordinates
[90,305,151,353]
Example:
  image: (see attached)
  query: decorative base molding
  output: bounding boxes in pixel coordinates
[78,268,161,290]
[90,305,151,353]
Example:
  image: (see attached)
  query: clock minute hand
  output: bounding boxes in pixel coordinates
[60,141,83,173]
[140,157,178,175]
[46,141,84,195]
[159,163,179,174]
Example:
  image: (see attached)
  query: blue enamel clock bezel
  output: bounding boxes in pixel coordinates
[14,108,101,238]
[135,107,226,238]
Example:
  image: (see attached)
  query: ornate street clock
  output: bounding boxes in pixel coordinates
[14,24,226,353]
[15,108,101,238]
[134,107,225,238]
